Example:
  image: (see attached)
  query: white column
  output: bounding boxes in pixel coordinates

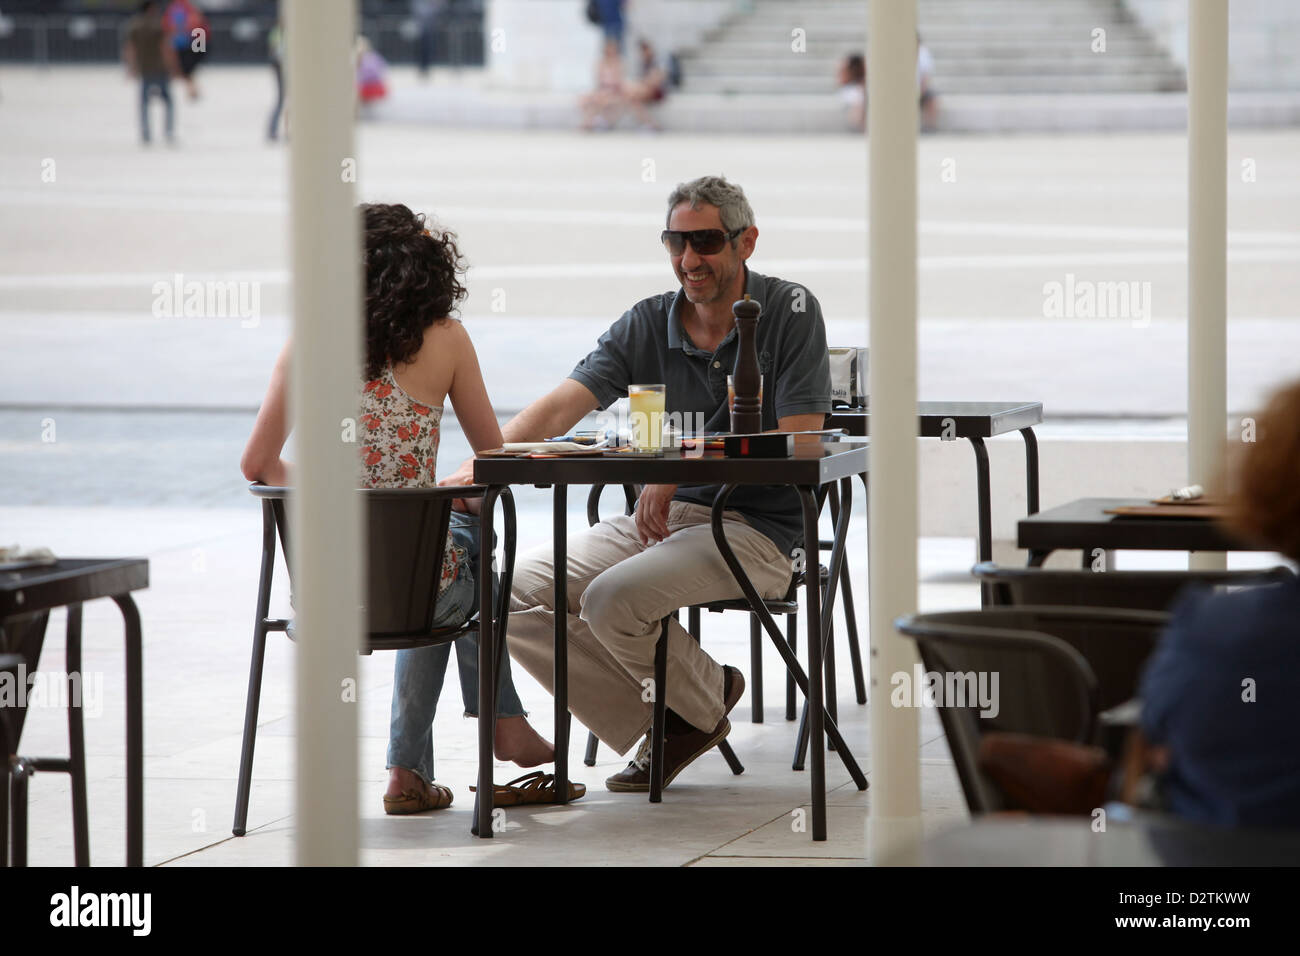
[286,0,364,866]
[1187,0,1228,572]
[867,0,922,862]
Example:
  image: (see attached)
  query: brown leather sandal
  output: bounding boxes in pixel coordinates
[469,771,587,806]
[383,780,454,815]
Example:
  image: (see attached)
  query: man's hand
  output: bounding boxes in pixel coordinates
[438,456,482,514]
[634,484,678,546]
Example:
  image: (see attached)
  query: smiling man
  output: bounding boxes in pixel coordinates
[443,175,831,791]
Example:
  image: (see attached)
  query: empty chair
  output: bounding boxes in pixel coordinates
[895,606,1168,813]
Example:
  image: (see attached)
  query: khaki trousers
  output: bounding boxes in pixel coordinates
[506,501,794,756]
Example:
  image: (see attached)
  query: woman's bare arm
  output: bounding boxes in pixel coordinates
[445,321,504,455]
[240,341,293,486]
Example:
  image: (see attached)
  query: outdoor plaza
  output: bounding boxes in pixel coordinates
[1,0,1299,893]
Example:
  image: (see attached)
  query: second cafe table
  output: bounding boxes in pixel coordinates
[473,437,871,841]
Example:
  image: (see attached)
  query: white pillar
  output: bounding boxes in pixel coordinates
[1187,0,1228,572]
[286,0,364,866]
[867,0,922,862]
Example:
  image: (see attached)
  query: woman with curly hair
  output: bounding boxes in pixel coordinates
[242,203,571,814]
[1135,378,1300,827]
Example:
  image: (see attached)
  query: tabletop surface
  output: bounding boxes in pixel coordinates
[0,557,150,619]
[903,816,1300,867]
[1018,497,1251,552]
[474,438,868,486]
[828,401,1043,438]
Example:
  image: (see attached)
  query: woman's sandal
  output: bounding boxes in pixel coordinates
[383,780,454,815]
[469,770,587,807]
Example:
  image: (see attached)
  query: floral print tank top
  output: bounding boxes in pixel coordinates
[359,366,464,594]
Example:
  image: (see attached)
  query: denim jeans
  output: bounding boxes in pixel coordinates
[387,511,526,785]
[140,74,174,143]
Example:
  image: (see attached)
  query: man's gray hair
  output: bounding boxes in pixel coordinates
[665,175,755,236]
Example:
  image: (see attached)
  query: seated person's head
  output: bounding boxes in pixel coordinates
[1225,378,1300,563]
[359,202,465,379]
[838,53,865,87]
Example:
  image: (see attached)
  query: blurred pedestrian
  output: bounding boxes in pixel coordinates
[579,37,625,131]
[165,0,208,101]
[918,33,938,132]
[122,0,178,145]
[412,0,447,79]
[267,19,285,141]
[623,37,667,131]
[836,52,866,133]
[356,35,389,112]
[592,0,626,53]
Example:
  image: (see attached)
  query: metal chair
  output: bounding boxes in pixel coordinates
[579,482,864,772]
[1,608,90,868]
[895,606,1169,813]
[974,561,1296,612]
[232,483,515,837]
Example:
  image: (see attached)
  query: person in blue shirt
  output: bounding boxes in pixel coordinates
[1139,379,1300,827]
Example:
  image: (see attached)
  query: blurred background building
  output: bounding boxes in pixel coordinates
[3,0,1299,130]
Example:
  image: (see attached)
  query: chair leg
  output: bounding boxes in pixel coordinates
[232,619,270,837]
[839,559,867,705]
[65,604,90,866]
[686,605,741,769]
[825,617,838,753]
[717,739,744,775]
[583,731,599,767]
[9,757,33,867]
[649,618,669,803]
[749,614,763,723]
[785,613,797,721]
[792,697,809,772]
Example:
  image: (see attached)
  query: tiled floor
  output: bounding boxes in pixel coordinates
[4,502,974,867]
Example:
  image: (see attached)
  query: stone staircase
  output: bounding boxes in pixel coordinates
[676,0,1186,97]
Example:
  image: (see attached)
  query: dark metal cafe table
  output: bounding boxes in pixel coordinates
[472,439,870,842]
[828,401,1043,568]
[0,557,148,866]
[1017,497,1256,568]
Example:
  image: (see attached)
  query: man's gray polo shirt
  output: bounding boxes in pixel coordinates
[568,266,832,556]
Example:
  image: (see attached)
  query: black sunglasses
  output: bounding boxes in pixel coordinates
[661,227,743,256]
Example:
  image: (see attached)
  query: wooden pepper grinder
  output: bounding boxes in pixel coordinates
[730,293,763,435]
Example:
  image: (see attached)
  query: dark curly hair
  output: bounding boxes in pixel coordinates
[361,202,468,380]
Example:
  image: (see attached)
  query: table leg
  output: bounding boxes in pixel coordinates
[1020,427,1040,516]
[649,620,668,803]
[968,437,993,606]
[552,484,571,806]
[708,486,867,792]
[474,486,501,839]
[65,603,90,866]
[798,486,827,841]
[110,594,143,867]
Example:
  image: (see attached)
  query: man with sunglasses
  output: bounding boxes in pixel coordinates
[442,175,831,792]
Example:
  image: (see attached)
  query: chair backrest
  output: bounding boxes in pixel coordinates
[364,488,456,642]
[896,608,1102,814]
[974,562,1295,613]
[252,485,475,648]
[955,605,1167,714]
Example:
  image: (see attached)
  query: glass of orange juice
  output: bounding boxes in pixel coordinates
[628,384,666,452]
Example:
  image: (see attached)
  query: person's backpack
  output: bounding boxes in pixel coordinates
[586,0,602,25]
